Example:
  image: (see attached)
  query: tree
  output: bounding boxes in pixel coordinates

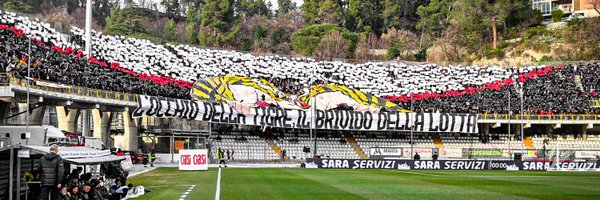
[344,0,363,32]
[291,23,358,57]
[161,0,181,18]
[382,0,402,31]
[103,2,148,36]
[360,0,384,35]
[3,0,33,13]
[551,9,563,22]
[355,34,369,60]
[200,0,235,46]
[255,0,272,17]
[428,26,467,62]
[416,0,455,38]
[301,0,319,24]
[104,3,131,35]
[318,0,344,25]
[164,19,178,42]
[277,0,296,15]
[92,0,113,27]
[185,5,200,44]
[559,17,600,60]
[236,0,272,19]
[381,28,419,60]
[313,30,349,60]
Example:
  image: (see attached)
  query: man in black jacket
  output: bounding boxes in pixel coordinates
[39,144,65,200]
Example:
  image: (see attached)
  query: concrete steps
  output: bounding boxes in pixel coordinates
[345,133,368,159]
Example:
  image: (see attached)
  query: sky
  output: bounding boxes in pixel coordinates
[268,0,305,10]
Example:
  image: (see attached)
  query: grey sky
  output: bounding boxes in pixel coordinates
[268,0,305,10]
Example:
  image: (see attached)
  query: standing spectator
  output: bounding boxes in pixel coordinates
[282,149,287,162]
[142,150,149,168]
[231,150,235,161]
[150,146,156,167]
[217,148,227,167]
[226,149,231,160]
[413,152,420,160]
[39,144,65,200]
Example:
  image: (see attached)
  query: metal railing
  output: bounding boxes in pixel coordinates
[0,73,9,86]
[591,99,600,108]
[8,74,137,102]
[480,114,600,121]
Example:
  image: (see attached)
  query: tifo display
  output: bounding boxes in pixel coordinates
[133,95,478,133]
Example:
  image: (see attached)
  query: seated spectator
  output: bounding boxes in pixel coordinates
[58,186,72,200]
[70,186,80,199]
[91,179,111,200]
[79,184,93,200]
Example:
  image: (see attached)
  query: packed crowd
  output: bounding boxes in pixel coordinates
[391,64,600,114]
[28,163,138,200]
[0,25,190,99]
[1,11,600,114]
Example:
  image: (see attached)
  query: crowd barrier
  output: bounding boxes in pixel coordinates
[479,113,600,121]
[0,73,8,86]
[6,74,137,102]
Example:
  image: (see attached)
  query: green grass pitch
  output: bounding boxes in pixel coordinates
[128,167,600,200]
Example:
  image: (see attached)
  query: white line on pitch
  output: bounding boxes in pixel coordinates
[215,167,222,200]
[179,185,196,200]
[394,170,441,177]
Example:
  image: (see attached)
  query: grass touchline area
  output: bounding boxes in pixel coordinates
[128,167,600,200]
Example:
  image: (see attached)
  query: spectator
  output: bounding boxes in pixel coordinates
[91,179,111,200]
[413,152,420,160]
[217,148,227,167]
[79,184,93,200]
[58,187,71,200]
[113,183,133,200]
[70,186,80,200]
[38,144,65,200]
[109,178,120,194]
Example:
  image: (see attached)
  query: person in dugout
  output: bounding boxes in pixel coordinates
[142,150,149,168]
[150,146,156,167]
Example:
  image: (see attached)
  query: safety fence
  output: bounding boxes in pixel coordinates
[479,113,600,121]
[7,74,137,102]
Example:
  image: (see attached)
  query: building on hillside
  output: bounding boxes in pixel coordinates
[573,0,600,17]
[532,0,599,18]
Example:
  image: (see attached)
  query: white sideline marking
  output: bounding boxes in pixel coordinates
[394,171,441,177]
[144,185,195,188]
[178,185,196,200]
[215,167,222,200]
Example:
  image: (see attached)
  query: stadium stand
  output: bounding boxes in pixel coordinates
[3,11,600,114]
[209,134,280,161]
[531,135,600,150]
[3,11,600,162]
